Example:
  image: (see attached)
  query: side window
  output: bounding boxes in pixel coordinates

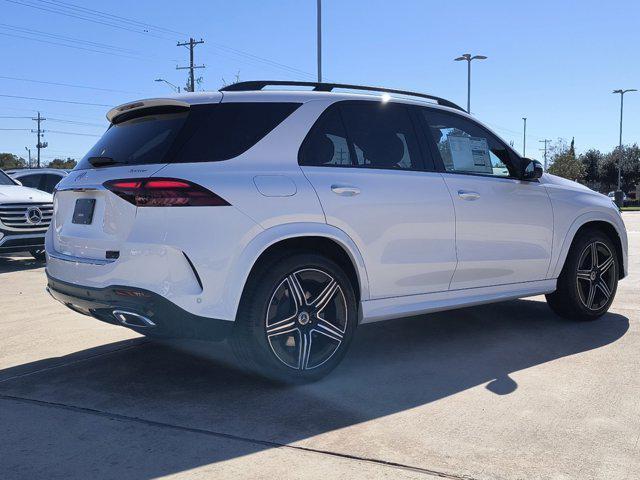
[42,174,63,193]
[299,107,352,166]
[421,109,516,177]
[299,102,424,171]
[340,103,421,170]
[18,174,41,189]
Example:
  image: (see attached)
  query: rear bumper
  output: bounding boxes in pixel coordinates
[46,274,233,341]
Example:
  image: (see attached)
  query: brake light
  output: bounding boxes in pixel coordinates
[103,178,230,207]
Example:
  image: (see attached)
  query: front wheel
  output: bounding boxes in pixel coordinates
[230,252,357,383]
[546,229,618,321]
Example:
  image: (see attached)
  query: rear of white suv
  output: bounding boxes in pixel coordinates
[46,82,627,382]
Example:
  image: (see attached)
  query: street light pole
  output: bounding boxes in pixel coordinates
[522,117,527,157]
[154,78,180,93]
[454,53,487,114]
[317,0,322,82]
[612,88,637,191]
[24,147,31,168]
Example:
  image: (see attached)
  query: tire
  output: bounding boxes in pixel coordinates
[230,251,357,383]
[546,228,618,321]
[29,248,46,262]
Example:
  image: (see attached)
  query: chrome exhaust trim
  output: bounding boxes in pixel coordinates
[112,310,156,328]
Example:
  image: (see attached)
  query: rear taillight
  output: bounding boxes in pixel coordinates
[103,178,230,207]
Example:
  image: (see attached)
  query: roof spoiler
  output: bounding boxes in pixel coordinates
[106,99,191,123]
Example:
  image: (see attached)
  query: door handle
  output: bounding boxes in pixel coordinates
[331,185,361,196]
[457,190,480,201]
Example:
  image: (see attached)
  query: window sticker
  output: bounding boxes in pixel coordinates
[447,135,493,174]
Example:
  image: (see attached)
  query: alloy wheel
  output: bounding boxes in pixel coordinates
[576,241,616,311]
[265,268,348,370]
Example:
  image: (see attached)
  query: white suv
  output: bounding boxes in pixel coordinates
[45,81,628,382]
[0,168,53,260]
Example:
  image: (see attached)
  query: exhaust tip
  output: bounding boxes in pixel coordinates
[113,310,156,328]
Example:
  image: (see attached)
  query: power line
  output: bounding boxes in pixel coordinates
[0,24,175,63]
[0,22,142,54]
[3,0,172,40]
[7,0,315,80]
[0,94,111,107]
[46,129,101,137]
[48,118,106,128]
[45,0,185,36]
[0,74,141,94]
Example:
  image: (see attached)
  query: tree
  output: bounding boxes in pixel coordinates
[48,157,77,169]
[579,149,603,183]
[0,153,27,170]
[548,138,585,181]
[598,144,640,193]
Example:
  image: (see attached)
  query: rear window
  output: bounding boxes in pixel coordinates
[76,102,300,169]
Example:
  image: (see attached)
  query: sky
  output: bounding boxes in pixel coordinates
[0,0,639,165]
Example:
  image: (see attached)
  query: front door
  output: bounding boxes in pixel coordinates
[419,107,554,290]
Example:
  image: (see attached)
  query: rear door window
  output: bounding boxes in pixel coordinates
[299,101,425,171]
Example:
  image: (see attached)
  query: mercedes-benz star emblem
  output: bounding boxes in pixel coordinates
[26,207,43,225]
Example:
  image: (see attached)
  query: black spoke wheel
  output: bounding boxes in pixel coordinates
[546,228,618,321]
[575,241,615,311]
[231,252,357,383]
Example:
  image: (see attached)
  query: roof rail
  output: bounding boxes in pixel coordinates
[219,80,464,111]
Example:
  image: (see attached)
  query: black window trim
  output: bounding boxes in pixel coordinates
[417,106,533,181]
[298,99,438,173]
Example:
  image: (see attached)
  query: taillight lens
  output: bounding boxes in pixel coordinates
[103,178,230,207]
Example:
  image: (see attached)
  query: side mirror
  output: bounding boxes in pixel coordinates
[521,158,543,180]
[14,179,22,186]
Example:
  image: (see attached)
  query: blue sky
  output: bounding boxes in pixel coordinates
[1,0,638,165]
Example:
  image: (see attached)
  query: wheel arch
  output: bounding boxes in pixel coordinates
[222,223,370,322]
[551,214,627,280]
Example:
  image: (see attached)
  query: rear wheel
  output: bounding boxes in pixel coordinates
[29,248,46,262]
[230,252,357,383]
[546,229,618,321]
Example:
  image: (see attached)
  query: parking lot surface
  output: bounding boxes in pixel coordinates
[1,214,639,480]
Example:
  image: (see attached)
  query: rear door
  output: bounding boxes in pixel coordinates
[418,107,553,289]
[300,100,457,299]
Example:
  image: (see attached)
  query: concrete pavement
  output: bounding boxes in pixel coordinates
[0,214,639,479]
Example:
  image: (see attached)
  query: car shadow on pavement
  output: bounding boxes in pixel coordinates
[0,255,44,274]
[0,298,630,479]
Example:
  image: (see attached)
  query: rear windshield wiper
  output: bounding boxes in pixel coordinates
[88,156,119,167]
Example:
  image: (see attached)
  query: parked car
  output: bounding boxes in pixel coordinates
[0,168,53,261]
[45,81,628,382]
[7,168,69,194]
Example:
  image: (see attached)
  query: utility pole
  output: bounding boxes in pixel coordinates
[522,117,527,157]
[176,37,205,92]
[317,0,322,82]
[539,139,551,171]
[31,112,47,168]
